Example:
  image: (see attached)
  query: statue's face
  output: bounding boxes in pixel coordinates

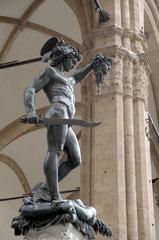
[63,54,77,72]
[101,59,112,74]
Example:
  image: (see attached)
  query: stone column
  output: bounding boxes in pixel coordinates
[81,1,127,239]
[92,48,127,240]
[120,1,139,239]
[123,51,138,240]
[129,0,140,32]
[81,46,127,240]
[120,0,131,49]
[80,55,95,205]
[133,54,155,240]
[129,0,143,52]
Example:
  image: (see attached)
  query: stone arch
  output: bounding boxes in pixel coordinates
[144,1,159,120]
[0,153,31,193]
[145,1,159,45]
[145,0,159,33]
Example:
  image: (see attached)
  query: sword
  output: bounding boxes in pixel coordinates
[21,117,102,128]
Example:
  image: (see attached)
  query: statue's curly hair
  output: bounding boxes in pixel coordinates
[51,42,81,67]
[41,37,82,67]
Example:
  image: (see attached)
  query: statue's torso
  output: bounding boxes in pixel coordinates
[43,67,75,118]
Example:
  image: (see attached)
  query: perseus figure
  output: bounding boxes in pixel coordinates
[23,37,112,201]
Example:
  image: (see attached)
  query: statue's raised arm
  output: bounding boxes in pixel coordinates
[71,53,112,85]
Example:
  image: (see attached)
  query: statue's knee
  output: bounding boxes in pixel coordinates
[71,155,81,169]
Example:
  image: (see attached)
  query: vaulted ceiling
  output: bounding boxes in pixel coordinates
[145,0,159,125]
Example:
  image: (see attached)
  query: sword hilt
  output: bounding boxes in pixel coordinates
[21,115,43,125]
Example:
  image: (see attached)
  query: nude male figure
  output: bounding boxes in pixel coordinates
[23,37,111,200]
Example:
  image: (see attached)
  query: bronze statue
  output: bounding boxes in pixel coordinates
[22,37,112,200]
[12,37,112,239]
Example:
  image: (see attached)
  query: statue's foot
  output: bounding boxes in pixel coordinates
[51,194,62,202]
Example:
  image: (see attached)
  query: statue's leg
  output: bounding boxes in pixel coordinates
[43,104,68,200]
[58,127,81,181]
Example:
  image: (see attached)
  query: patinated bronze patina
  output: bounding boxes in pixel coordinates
[11,37,112,239]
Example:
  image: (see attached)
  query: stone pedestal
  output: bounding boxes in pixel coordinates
[23,223,86,240]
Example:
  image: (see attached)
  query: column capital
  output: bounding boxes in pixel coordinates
[103,51,123,95]
[133,53,150,102]
[118,47,136,61]
[91,25,147,50]
[92,47,136,96]
[92,25,123,39]
[83,46,124,96]
[107,47,137,96]
[137,53,151,75]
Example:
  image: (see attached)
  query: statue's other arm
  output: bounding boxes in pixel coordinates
[23,67,51,123]
[71,63,93,84]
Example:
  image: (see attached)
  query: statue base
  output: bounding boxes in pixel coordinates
[23,223,85,240]
[11,182,112,239]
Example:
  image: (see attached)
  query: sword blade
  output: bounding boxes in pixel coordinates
[40,118,102,128]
